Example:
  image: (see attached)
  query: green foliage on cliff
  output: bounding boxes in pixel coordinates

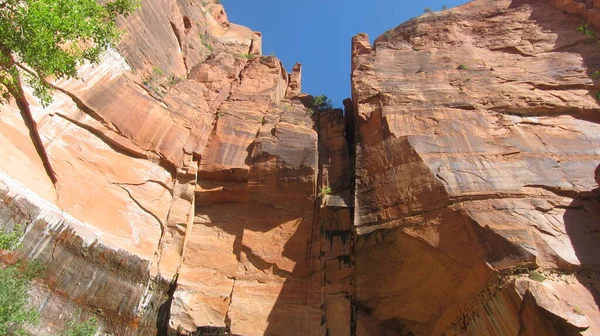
[0,0,139,184]
[238,53,255,60]
[528,270,546,282]
[310,95,333,113]
[577,23,595,38]
[0,0,140,105]
[319,185,332,197]
[0,226,23,250]
[60,314,97,336]
[0,227,39,336]
[200,32,213,53]
[0,264,39,335]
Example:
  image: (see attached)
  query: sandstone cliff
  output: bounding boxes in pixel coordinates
[352,0,600,335]
[0,0,598,335]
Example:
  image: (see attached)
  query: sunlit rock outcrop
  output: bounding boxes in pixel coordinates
[351,0,600,335]
[1,0,599,335]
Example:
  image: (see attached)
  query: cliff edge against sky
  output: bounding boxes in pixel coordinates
[0,0,599,335]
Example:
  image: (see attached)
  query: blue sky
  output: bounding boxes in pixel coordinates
[222,0,468,107]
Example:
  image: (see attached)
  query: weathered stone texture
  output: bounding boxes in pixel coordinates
[0,0,288,334]
[0,176,169,336]
[172,55,321,335]
[351,0,600,335]
[317,109,355,336]
[2,0,600,335]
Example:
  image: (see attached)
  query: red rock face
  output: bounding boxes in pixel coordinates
[1,0,599,335]
[351,0,600,335]
[171,56,321,335]
[0,0,320,334]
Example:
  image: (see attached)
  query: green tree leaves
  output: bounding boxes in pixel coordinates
[0,0,139,105]
[0,0,139,184]
[0,227,38,335]
[309,95,333,113]
[0,264,39,335]
[60,314,97,336]
[0,225,23,250]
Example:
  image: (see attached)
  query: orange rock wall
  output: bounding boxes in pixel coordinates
[1,0,600,335]
[0,0,321,334]
[351,0,600,335]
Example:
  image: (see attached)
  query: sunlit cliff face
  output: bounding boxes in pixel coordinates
[0,0,599,335]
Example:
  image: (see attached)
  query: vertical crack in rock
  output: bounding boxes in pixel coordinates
[315,100,358,335]
[304,105,321,336]
[223,277,235,335]
[156,274,179,336]
[247,35,256,57]
[177,180,196,273]
[154,158,198,335]
[169,21,189,75]
[345,100,358,336]
[152,159,197,303]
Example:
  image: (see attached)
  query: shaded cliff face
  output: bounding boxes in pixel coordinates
[0,0,599,335]
[351,0,600,335]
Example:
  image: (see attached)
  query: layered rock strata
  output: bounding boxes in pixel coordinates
[0,0,322,334]
[351,0,600,335]
[0,0,599,335]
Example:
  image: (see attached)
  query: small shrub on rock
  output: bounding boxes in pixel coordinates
[310,95,333,114]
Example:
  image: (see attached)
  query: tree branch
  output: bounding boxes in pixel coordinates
[1,47,57,184]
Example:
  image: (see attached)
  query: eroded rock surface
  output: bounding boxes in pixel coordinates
[351,0,600,335]
[0,0,319,334]
[1,0,600,335]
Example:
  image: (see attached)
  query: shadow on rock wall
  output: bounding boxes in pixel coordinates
[512,0,600,318]
[510,0,600,124]
[192,161,319,336]
[564,163,600,310]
